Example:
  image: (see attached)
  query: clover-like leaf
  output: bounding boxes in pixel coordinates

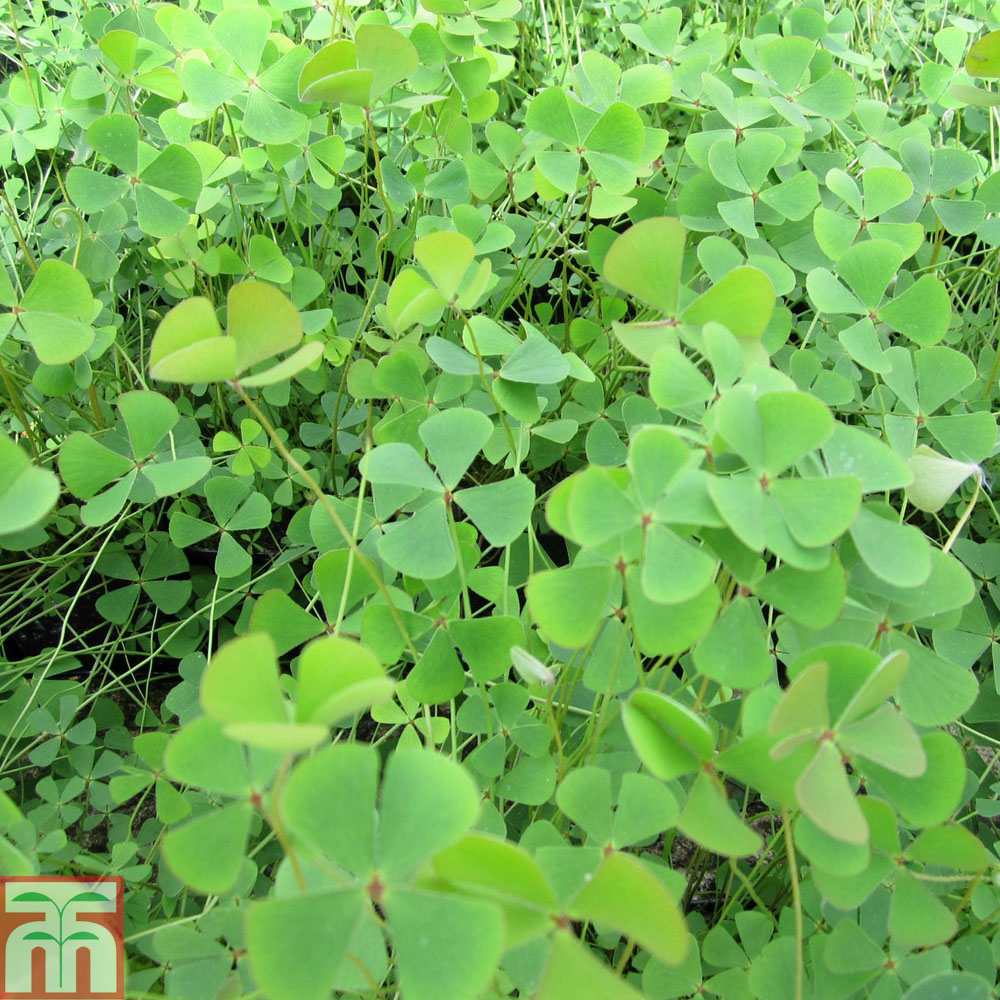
[12,260,95,365]
[602,217,686,316]
[966,29,1000,77]
[0,435,59,536]
[150,281,305,384]
[622,689,715,780]
[906,446,982,513]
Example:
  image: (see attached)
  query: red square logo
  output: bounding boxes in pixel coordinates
[0,876,124,999]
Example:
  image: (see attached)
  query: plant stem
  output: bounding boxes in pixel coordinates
[329,106,395,479]
[943,468,982,553]
[781,807,804,1000]
[455,308,520,463]
[88,383,105,429]
[233,383,419,664]
[6,0,42,122]
[0,358,39,457]
[263,755,306,892]
[1,188,38,273]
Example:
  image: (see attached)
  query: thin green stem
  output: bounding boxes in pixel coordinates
[233,384,419,664]
[781,808,804,1000]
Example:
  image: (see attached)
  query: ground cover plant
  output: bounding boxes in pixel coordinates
[5,0,1000,997]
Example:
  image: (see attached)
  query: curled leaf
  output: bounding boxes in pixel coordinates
[906,445,981,513]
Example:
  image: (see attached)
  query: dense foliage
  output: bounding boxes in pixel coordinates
[5,0,1000,997]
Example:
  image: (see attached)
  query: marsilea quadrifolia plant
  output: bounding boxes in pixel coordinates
[4,1,1000,999]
